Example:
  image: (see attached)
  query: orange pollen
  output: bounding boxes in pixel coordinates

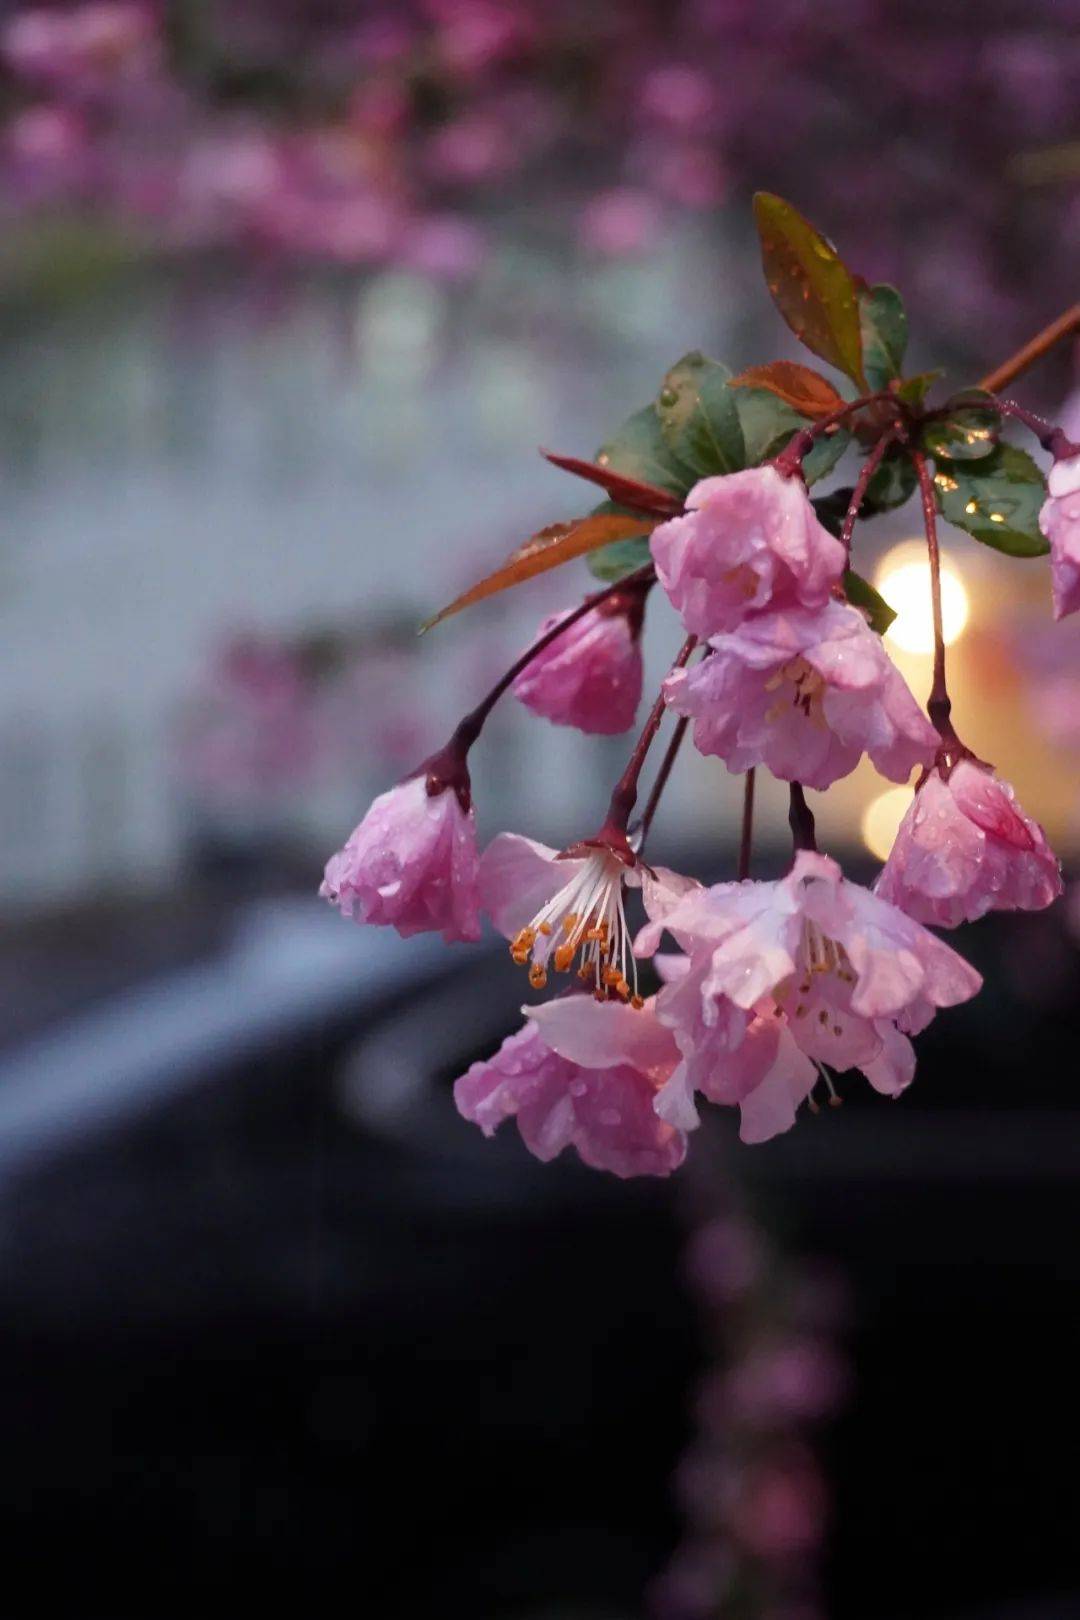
[529,964,548,989]
[630,994,645,1010]
[554,943,576,972]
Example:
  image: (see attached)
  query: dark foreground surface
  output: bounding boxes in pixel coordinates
[0,877,1077,1619]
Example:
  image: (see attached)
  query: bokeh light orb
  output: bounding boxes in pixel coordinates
[861,785,914,862]
[875,542,970,655]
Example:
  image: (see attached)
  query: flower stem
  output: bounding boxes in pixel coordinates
[977,302,1080,395]
[788,783,817,853]
[635,716,689,855]
[911,450,957,743]
[985,398,1078,459]
[602,636,697,844]
[839,427,904,556]
[772,390,901,478]
[738,768,756,880]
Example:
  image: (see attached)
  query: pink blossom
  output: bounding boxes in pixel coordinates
[320,773,482,943]
[178,635,318,798]
[578,187,661,258]
[2,4,160,96]
[453,997,687,1178]
[480,829,693,1000]
[875,760,1062,927]
[649,467,845,638]
[1039,452,1080,619]
[641,851,982,1140]
[702,1339,848,1428]
[663,601,938,789]
[510,594,644,734]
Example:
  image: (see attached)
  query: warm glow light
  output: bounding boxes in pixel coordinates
[875,541,970,655]
[861,785,914,862]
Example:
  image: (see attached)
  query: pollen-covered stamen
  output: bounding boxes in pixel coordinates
[509,848,640,1003]
[763,656,827,726]
[775,920,855,1030]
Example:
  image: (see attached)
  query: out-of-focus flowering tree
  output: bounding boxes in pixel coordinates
[2,0,1079,377]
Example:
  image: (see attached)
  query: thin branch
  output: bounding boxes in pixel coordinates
[977,302,1080,395]
[738,768,756,881]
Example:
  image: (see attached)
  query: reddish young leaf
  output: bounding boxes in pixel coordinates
[752,193,866,387]
[730,361,845,420]
[419,512,658,632]
[541,449,681,515]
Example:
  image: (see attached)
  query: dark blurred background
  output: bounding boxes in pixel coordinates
[1,4,1079,1616]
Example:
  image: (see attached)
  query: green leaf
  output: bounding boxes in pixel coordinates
[596,403,698,500]
[752,192,865,385]
[733,387,848,484]
[921,399,1000,463]
[843,568,897,635]
[865,448,917,512]
[932,444,1049,557]
[895,370,941,408]
[654,351,746,479]
[586,522,654,582]
[859,284,907,389]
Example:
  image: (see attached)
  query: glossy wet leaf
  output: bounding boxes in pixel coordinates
[419,511,657,631]
[586,507,655,582]
[752,192,865,385]
[843,568,897,635]
[541,449,680,515]
[734,386,849,483]
[655,351,746,479]
[594,402,699,501]
[729,360,845,419]
[921,400,1000,463]
[895,370,941,408]
[865,447,917,512]
[859,284,907,389]
[932,444,1049,557]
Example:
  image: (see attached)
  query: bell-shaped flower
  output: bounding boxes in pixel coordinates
[641,851,982,1140]
[453,995,687,1178]
[875,760,1062,927]
[663,601,938,789]
[1039,451,1080,620]
[649,465,845,638]
[320,772,481,943]
[511,590,645,734]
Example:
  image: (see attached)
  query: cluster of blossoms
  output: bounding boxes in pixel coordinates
[176,627,436,810]
[652,1215,848,1619]
[2,0,1079,363]
[319,199,1076,1178]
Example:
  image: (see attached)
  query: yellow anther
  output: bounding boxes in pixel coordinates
[529,965,548,989]
[554,943,576,973]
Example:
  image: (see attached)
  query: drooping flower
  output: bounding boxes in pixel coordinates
[320,771,482,943]
[511,587,645,734]
[479,829,694,1001]
[642,851,982,1140]
[663,601,938,789]
[875,760,1062,927]
[453,996,687,1178]
[649,466,846,639]
[1039,451,1080,620]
